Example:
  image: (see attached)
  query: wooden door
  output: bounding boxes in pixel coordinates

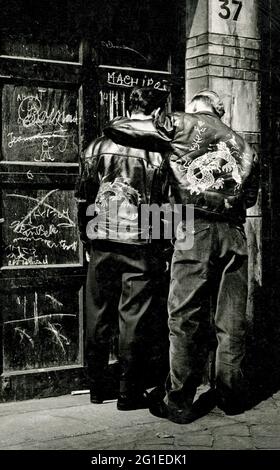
[0,2,96,401]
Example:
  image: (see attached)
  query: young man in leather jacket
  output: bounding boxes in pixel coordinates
[75,87,170,410]
[104,90,259,423]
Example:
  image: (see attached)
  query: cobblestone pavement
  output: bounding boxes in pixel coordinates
[1,387,280,451]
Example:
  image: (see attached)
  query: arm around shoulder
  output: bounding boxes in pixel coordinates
[103,114,175,152]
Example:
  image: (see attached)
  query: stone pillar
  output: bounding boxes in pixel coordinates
[185,0,262,377]
[185,0,260,137]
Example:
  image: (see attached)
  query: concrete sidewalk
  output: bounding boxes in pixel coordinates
[1,387,280,451]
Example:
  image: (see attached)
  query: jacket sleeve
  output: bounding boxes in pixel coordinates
[103,114,176,152]
[75,143,99,247]
[243,142,260,209]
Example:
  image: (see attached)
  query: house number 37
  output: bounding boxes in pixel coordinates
[218,0,243,21]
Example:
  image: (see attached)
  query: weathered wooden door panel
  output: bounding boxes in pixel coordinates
[2,187,81,266]
[2,85,79,163]
[2,284,83,372]
[0,35,89,400]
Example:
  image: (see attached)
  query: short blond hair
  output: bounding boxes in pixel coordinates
[190,89,225,118]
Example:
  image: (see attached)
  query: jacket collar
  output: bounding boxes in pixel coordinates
[194,111,219,118]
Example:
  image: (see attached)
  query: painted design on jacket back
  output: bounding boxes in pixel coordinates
[179,141,243,195]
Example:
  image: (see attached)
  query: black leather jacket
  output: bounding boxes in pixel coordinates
[75,135,167,245]
[104,111,259,223]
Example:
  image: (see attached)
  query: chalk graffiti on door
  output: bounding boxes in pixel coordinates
[3,189,80,266]
[3,289,80,371]
[2,86,79,162]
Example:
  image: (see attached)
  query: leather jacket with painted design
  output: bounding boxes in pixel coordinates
[104,112,259,223]
[75,135,167,245]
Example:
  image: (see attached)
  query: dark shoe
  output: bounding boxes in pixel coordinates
[216,394,250,415]
[149,399,196,424]
[168,406,197,424]
[90,389,104,404]
[149,399,169,419]
[147,385,166,404]
[117,392,149,411]
[216,380,252,415]
[217,399,248,415]
[148,386,168,419]
[191,388,217,418]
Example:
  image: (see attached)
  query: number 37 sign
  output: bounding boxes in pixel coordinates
[218,0,243,21]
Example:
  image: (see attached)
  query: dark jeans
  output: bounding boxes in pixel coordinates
[165,217,248,412]
[86,241,165,394]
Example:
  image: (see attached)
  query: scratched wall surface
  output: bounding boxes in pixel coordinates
[1,189,81,266]
[2,287,81,371]
[2,85,79,163]
[98,83,171,135]
[0,0,176,70]
[94,0,175,71]
[0,0,81,62]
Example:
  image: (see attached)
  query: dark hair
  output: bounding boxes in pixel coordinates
[129,87,169,115]
[190,90,225,118]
